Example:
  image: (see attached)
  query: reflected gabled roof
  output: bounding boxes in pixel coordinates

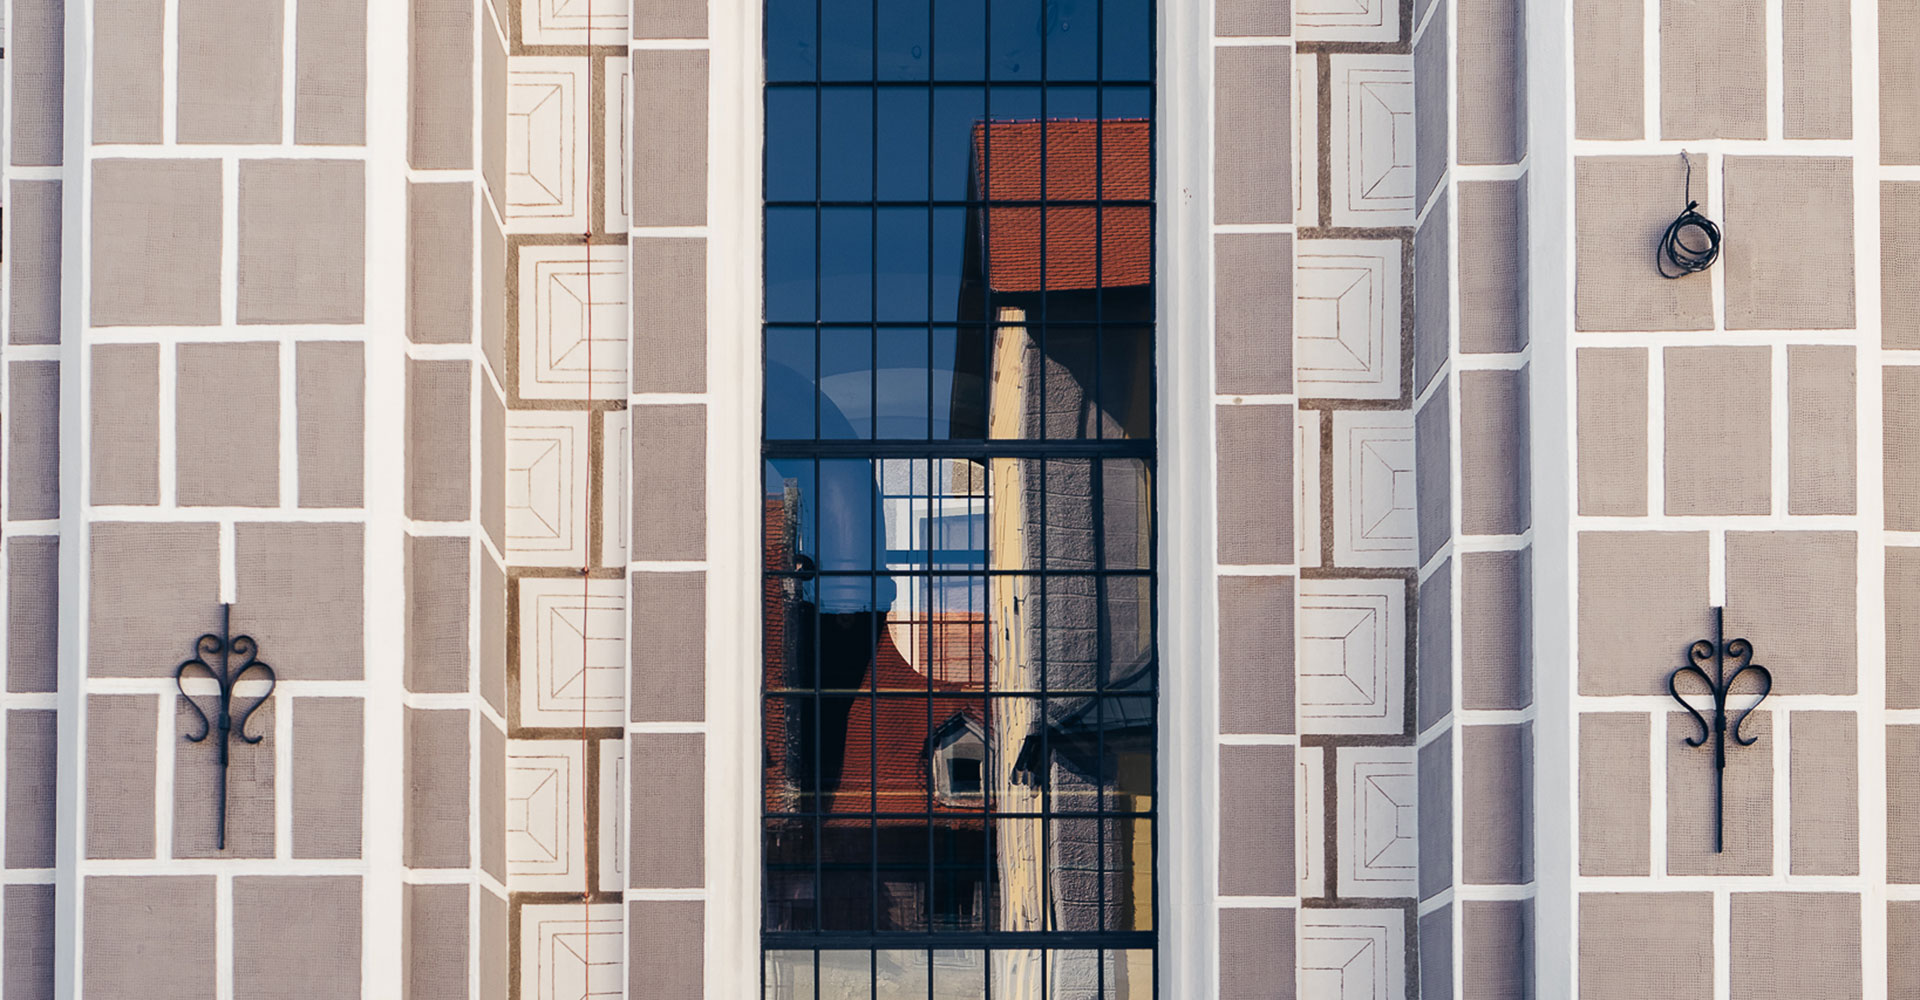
[971,118,1152,293]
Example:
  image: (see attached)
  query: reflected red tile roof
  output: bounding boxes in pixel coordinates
[973,118,1152,293]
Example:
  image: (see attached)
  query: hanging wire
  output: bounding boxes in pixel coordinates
[1657,150,1722,279]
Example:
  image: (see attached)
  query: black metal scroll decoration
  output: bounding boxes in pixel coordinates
[1667,606,1771,853]
[174,604,276,850]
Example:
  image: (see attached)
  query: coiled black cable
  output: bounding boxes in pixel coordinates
[1657,152,1721,278]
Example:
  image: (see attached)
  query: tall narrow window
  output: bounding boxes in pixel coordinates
[762,0,1157,993]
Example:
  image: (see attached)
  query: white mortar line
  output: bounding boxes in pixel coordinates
[89,144,370,159]
[1854,0,1888,988]
[1642,0,1661,139]
[1773,706,1792,878]
[155,692,177,862]
[1713,888,1730,1000]
[162,0,179,145]
[216,872,235,1000]
[280,339,298,509]
[1648,342,1666,517]
[275,695,293,860]
[1765,0,1785,142]
[222,157,239,328]
[280,0,298,147]
[1771,341,1789,517]
[1570,138,1861,156]
[1215,895,1301,907]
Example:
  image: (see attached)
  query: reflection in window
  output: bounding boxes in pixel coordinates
[763,0,1156,995]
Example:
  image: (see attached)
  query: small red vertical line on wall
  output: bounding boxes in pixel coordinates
[580,0,597,980]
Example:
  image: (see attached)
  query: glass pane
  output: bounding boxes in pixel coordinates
[876,89,932,201]
[821,88,876,200]
[1045,1,1099,81]
[931,951,988,998]
[767,89,818,201]
[820,0,874,80]
[876,950,932,998]
[766,950,817,999]
[988,0,1043,81]
[767,0,818,82]
[876,0,931,80]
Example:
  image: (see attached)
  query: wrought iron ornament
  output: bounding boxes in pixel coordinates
[174,604,276,850]
[1667,606,1771,853]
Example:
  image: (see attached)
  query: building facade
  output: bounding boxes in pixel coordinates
[0,0,1914,996]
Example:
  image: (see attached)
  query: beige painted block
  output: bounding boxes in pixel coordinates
[234,877,362,1000]
[1412,197,1449,397]
[407,182,475,345]
[7,538,59,693]
[177,342,279,507]
[88,523,220,677]
[13,0,66,165]
[1220,907,1296,1000]
[1572,0,1641,139]
[634,50,709,226]
[1219,745,1294,896]
[1461,367,1529,535]
[4,710,56,869]
[1419,736,1453,900]
[1574,157,1713,332]
[1669,711,1771,875]
[85,695,156,859]
[1661,0,1766,138]
[1883,0,1920,164]
[477,719,503,882]
[631,572,706,722]
[631,733,705,889]
[297,341,366,508]
[1458,0,1523,164]
[1463,723,1532,884]
[92,159,223,325]
[1417,389,1452,564]
[90,344,159,506]
[234,523,366,680]
[1892,725,1920,882]
[633,0,706,37]
[1417,561,1452,732]
[84,877,215,998]
[92,0,163,144]
[403,883,468,1000]
[1219,575,1295,734]
[1577,531,1709,695]
[1894,548,1920,709]
[1215,233,1292,396]
[8,361,60,521]
[1723,156,1854,330]
[1462,549,1531,710]
[479,889,507,1000]
[1578,893,1713,1000]
[1893,901,1920,995]
[1459,179,1527,354]
[4,884,54,1000]
[1665,346,1770,515]
[407,358,472,522]
[292,697,364,859]
[8,181,62,344]
[1414,5,1448,206]
[1215,46,1292,226]
[1580,713,1650,876]
[295,0,367,144]
[1217,0,1292,36]
[174,696,274,858]
[1784,0,1851,138]
[177,0,283,142]
[405,535,469,694]
[1726,531,1856,695]
[1885,184,1920,349]
[1890,367,1920,531]
[632,238,708,393]
[1787,345,1856,514]
[1217,404,1293,565]
[409,0,473,169]
[1790,712,1859,876]
[631,404,707,561]
[1576,348,1649,516]
[629,900,703,996]
[238,160,366,323]
[1464,900,1532,998]
[404,708,470,868]
[1732,893,1862,998]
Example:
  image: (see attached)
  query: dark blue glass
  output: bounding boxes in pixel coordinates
[931,88,986,201]
[928,327,972,437]
[765,89,817,201]
[765,207,817,321]
[766,0,818,81]
[765,328,819,439]
[990,0,1044,80]
[930,207,968,321]
[1102,0,1150,80]
[875,88,931,201]
[818,326,874,438]
[875,208,931,322]
[818,208,873,321]
[1045,0,1099,80]
[875,332,932,439]
[819,0,875,80]
[819,88,874,201]
[931,0,987,79]
[877,0,931,79]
